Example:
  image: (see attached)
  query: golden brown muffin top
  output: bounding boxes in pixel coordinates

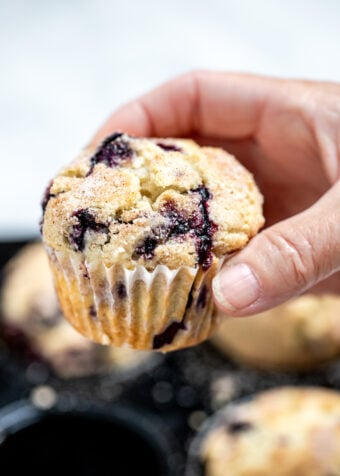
[201,387,340,476]
[42,134,264,270]
[212,294,340,371]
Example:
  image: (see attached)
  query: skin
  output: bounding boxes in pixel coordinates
[92,71,340,317]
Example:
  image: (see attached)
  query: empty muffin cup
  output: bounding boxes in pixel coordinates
[0,400,175,475]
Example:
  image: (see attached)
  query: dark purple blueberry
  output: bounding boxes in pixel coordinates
[162,186,217,270]
[134,236,158,260]
[134,204,191,260]
[89,305,97,318]
[157,142,182,152]
[87,132,133,174]
[102,132,124,145]
[153,321,186,350]
[185,286,194,311]
[39,180,56,234]
[226,421,254,434]
[161,201,191,237]
[196,285,208,310]
[116,217,134,225]
[192,185,218,271]
[69,209,109,252]
[133,184,217,270]
[161,186,217,271]
[115,282,127,299]
[152,284,194,350]
[195,184,211,202]
[41,180,55,213]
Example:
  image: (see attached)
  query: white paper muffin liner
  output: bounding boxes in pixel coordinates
[46,247,220,351]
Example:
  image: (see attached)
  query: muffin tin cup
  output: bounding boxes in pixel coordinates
[0,399,178,475]
[47,247,220,351]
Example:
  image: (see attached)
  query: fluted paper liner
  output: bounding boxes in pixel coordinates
[46,247,220,351]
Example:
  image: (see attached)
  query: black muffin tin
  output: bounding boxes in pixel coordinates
[1,240,340,475]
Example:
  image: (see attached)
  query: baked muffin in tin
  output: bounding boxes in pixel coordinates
[212,294,340,371]
[188,386,340,476]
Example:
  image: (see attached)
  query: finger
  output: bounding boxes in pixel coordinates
[92,71,276,143]
[212,181,340,316]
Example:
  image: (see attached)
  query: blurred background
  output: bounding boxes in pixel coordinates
[1,0,340,238]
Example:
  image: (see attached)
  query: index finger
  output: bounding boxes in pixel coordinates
[92,71,277,143]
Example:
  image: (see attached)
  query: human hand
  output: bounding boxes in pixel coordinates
[92,71,340,316]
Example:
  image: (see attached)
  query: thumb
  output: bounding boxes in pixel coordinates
[212,182,340,316]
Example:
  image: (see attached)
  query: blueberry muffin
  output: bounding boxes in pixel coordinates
[41,133,264,351]
[212,294,340,371]
[1,242,60,334]
[1,243,153,379]
[188,387,340,476]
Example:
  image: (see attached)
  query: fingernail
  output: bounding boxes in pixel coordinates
[212,264,261,312]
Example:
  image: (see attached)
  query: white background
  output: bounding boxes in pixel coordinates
[1,0,340,238]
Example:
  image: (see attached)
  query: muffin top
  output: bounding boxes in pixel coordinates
[199,387,340,476]
[42,133,264,270]
[212,294,340,371]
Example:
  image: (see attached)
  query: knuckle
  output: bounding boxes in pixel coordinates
[264,228,316,288]
[179,70,212,91]
[184,69,209,80]
[136,99,155,133]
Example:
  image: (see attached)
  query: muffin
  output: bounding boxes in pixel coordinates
[1,242,60,334]
[1,243,154,379]
[188,387,340,476]
[211,294,340,371]
[41,133,264,351]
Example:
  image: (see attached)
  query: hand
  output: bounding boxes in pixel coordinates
[93,71,340,316]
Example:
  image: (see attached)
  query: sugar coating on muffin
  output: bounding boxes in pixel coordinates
[42,134,264,271]
[199,387,340,476]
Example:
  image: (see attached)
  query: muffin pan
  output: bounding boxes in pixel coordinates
[1,240,340,475]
